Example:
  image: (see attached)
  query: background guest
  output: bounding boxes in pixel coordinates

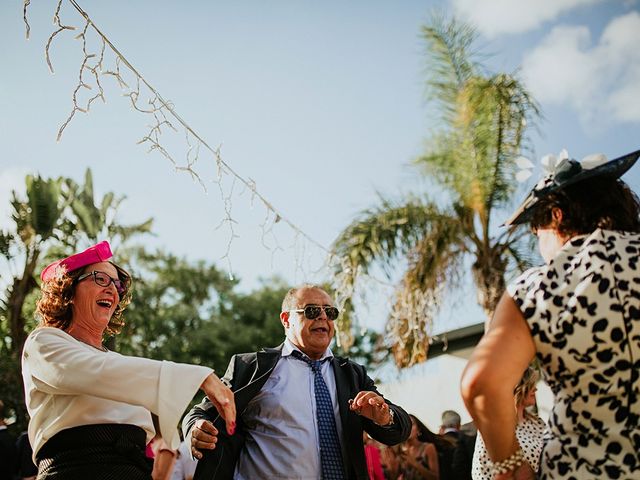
[0,400,17,480]
[15,431,37,480]
[438,410,467,479]
[363,433,385,480]
[471,367,544,479]
[398,414,450,480]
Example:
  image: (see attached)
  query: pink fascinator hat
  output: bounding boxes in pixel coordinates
[40,241,113,281]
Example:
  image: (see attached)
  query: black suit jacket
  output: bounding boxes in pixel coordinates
[451,431,475,480]
[183,345,410,480]
[0,428,17,480]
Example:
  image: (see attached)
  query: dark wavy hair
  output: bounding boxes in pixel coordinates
[35,262,132,335]
[410,414,456,451]
[530,177,640,236]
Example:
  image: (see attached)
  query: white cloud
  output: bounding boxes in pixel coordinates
[522,11,640,125]
[0,167,29,231]
[452,0,604,37]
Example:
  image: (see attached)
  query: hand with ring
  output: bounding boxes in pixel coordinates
[349,391,392,426]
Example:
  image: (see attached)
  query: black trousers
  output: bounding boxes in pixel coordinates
[36,424,153,480]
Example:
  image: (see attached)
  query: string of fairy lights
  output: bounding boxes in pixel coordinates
[22,0,368,345]
[22,0,450,355]
[24,0,328,278]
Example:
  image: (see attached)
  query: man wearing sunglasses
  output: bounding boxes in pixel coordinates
[183,284,411,480]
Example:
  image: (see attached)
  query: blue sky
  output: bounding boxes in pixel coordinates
[1,0,639,334]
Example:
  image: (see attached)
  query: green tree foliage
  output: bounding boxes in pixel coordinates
[2,174,67,356]
[333,327,386,371]
[115,249,290,371]
[331,16,539,368]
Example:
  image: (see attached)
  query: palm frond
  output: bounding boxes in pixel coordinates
[505,244,531,274]
[109,219,154,241]
[386,218,466,367]
[388,286,439,368]
[29,176,62,237]
[331,197,456,280]
[405,217,465,291]
[331,196,467,362]
[421,14,478,125]
[462,73,540,215]
[418,16,541,234]
[416,134,485,215]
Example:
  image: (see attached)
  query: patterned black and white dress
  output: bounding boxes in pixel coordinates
[508,229,640,479]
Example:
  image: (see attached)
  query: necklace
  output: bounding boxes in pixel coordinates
[75,337,108,352]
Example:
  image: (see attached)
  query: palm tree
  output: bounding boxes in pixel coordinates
[2,174,68,356]
[330,16,540,368]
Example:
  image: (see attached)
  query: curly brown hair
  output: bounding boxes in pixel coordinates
[530,177,640,236]
[35,262,132,336]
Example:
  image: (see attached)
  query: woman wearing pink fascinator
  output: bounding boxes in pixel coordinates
[22,241,236,479]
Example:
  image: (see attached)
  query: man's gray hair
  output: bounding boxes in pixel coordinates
[441,410,461,428]
[281,284,330,312]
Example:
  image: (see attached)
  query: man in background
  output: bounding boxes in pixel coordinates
[439,410,474,480]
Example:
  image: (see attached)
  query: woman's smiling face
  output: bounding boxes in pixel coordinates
[71,261,120,334]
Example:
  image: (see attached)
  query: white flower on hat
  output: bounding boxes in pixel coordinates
[515,156,534,183]
[540,149,569,175]
[515,149,609,185]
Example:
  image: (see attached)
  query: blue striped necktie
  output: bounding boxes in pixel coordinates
[291,350,345,480]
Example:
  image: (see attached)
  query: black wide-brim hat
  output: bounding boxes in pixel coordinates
[504,149,640,226]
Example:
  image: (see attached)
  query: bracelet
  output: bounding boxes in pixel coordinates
[492,448,524,475]
[375,407,395,427]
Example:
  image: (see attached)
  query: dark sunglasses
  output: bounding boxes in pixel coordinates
[77,270,129,297]
[291,305,340,321]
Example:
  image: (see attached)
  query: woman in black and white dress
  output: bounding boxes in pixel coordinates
[462,149,640,479]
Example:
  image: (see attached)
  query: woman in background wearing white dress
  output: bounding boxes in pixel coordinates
[471,367,544,479]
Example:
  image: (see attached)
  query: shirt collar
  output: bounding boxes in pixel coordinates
[282,338,333,361]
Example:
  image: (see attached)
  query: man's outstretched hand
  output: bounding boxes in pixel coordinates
[349,391,393,426]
